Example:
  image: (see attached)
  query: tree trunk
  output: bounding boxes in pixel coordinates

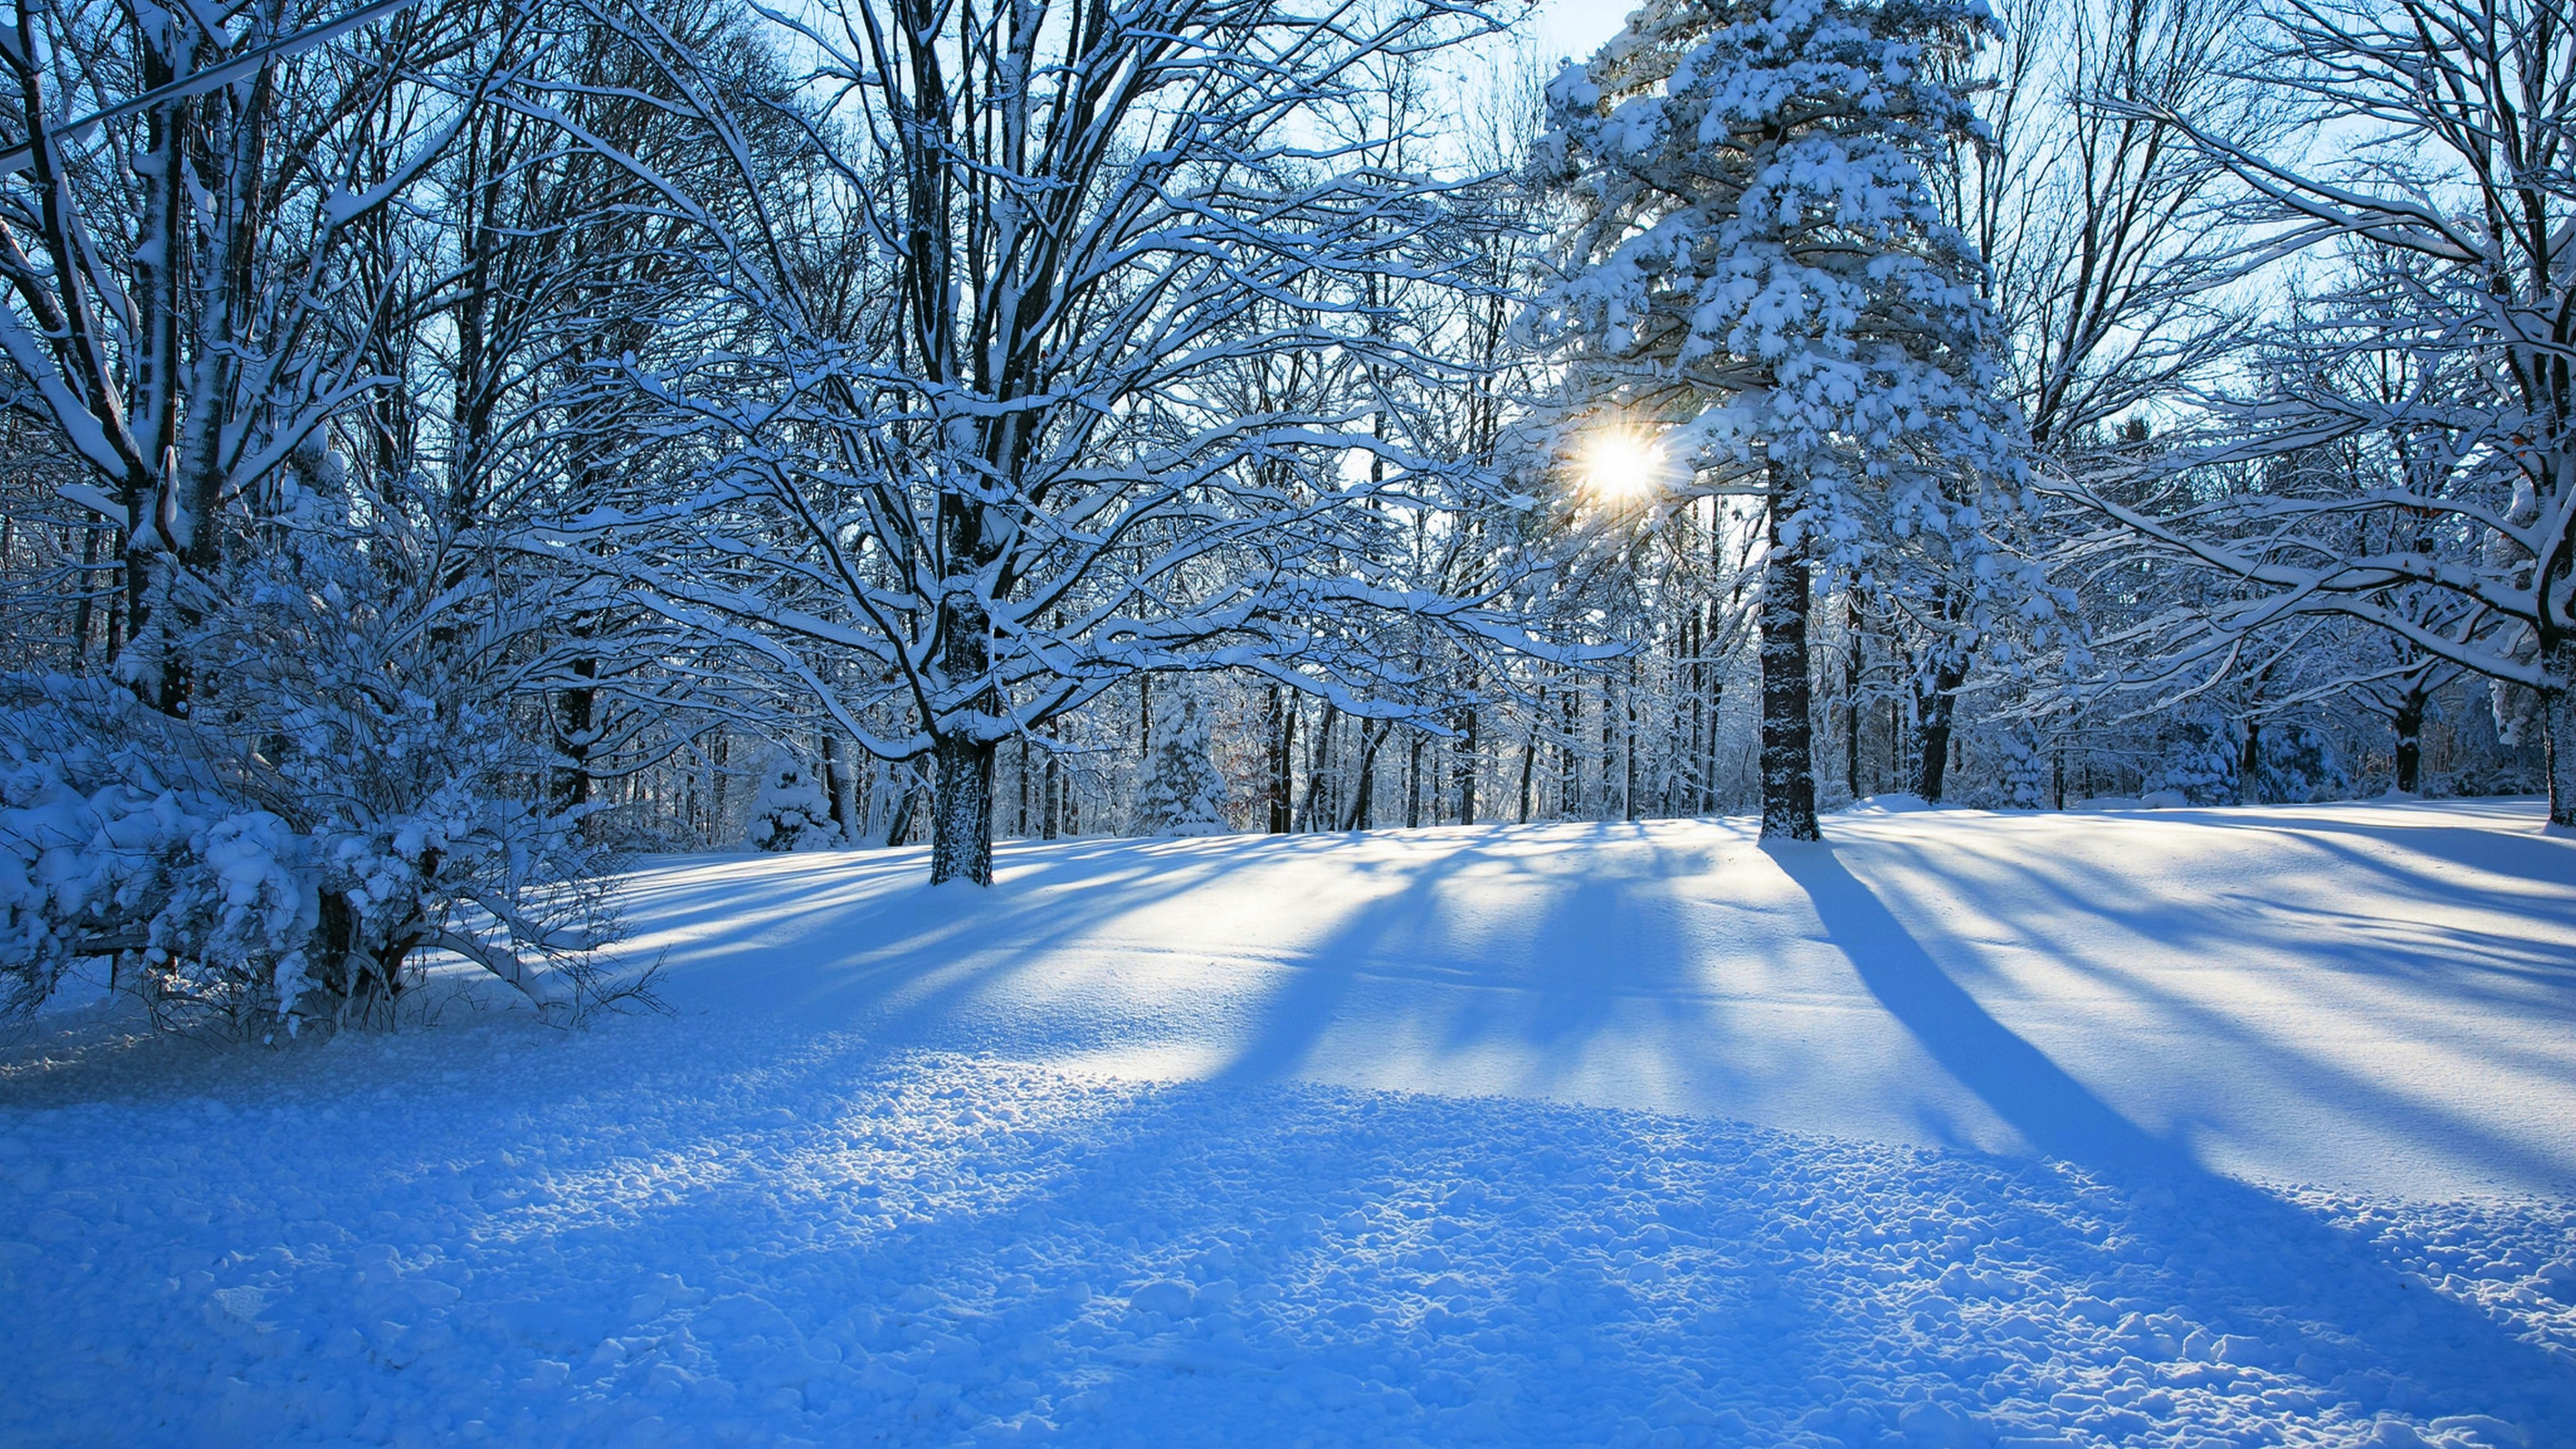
[1016,735,1032,835]
[1042,720,1062,841]
[1562,688,1581,818]
[1907,576,1972,805]
[1268,690,1295,833]
[1517,687,1544,824]
[1454,706,1479,824]
[71,523,103,664]
[886,777,919,849]
[2392,696,2424,796]
[2237,719,2264,806]
[1911,657,1966,804]
[1843,593,1864,801]
[2544,638,2576,829]
[551,659,598,814]
[1599,678,1615,816]
[1758,495,1819,842]
[928,554,999,879]
[1301,701,1338,830]
[929,733,997,884]
[821,731,849,838]
[1405,731,1424,828]
[1682,608,1704,810]
[1343,719,1387,830]
[1888,697,1903,794]
[1625,661,1641,822]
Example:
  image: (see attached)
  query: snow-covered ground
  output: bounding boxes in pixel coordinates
[5,799,2573,1447]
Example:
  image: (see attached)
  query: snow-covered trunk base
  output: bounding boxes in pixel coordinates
[2542,641,2576,829]
[929,734,998,885]
[1759,506,1819,843]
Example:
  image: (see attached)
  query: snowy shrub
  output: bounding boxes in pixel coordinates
[2256,724,2350,804]
[745,754,839,851]
[1130,686,1231,837]
[2145,715,2238,805]
[0,722,244,1020]
[1980,727,2055,810]
[0,508,621,1037]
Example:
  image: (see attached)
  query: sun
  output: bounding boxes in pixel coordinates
[1578,427,1668,502]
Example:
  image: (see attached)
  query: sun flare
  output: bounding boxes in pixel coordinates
[1578,428,1668,501]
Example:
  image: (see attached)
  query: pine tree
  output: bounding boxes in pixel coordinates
[2147,714,2237,806]
[1540,0,2027,841]
[1129,687,1232,838]
[745,755,839,852]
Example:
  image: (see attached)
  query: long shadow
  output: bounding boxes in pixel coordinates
[2247,808,2576,895]
[305,1026,2576,1446]
[1769,841,2190,1174]
[25,933,2576,1446]
[615,830,1355,1043]
[1768,839,2576,1426]
[1206,822,1756,1106]
[1204,826,1579,1085]
[1844,828,2576,1191]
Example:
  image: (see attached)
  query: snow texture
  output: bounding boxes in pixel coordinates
[3,800,2573,1446]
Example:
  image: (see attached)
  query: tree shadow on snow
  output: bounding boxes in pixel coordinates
[1204,822,1760,1109]
[415,1031,2576,1448]
[1840,822,2576,1192]
[1766,837,2576,1435]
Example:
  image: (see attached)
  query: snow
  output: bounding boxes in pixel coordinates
[4,799,2574,1446]
[1840,792,1931,813]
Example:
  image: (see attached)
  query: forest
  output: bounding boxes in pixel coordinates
[0,0,2565,1025]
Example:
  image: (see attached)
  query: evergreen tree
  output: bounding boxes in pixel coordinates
[1540,0,2028,841]
[745,755,838,853]
[2147,714,2238,806]
[1130,688,1232,838]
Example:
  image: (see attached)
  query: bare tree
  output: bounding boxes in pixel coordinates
[2061,0,2576,826]
[0,0,503,708]
[1898,0,2275,800]
[543,0,1536,883]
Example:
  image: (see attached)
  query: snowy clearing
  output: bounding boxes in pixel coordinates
[4,799,2574,1447]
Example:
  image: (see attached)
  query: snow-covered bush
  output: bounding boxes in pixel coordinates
[1969,726,2055,810]
[2146,716,2238,805]
[0,505,621,1037]
[1130,686,1231,837]
[0,717,250,1020]
[745,754,839,851]
[2255,724,2349,804]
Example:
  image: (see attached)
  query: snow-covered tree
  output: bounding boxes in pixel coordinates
[2144,712,2238,804]
[1,475,621,1034]
[534,0,1538,885]
[1538,0,2031,840]
[0,2,667,1034]
[745,755,837,853]
[2061,0,2576,826]
[0,0,494,710]
[1130,686,1232,838]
